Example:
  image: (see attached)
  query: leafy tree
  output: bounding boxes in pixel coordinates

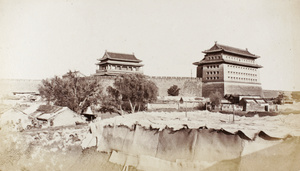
[209,91,223,109]
[100,86,124,114]
[167,85,180,96]
[38,71,103,113]
[273,92,288,104]
[105,73,158,114]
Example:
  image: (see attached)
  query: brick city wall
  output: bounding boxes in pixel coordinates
[94,76,115,89]
[149,76,202,97]
[93,76,203,97]
[1,77,272,98]
[0,79,42,95]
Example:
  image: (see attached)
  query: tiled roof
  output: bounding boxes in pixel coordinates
[203,42,259,58]
[99,51,142,62]
[193,59,262,68]
[96,60,144,67]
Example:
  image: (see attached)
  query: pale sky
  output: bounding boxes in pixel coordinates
[1,0,300,91]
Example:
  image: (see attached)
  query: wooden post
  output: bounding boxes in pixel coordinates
[185,101,187,118]
[233,105,235,123]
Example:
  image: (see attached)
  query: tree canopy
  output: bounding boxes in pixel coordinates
[38,71,103,113]
[104,73,158,114]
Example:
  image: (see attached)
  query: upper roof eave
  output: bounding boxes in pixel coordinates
[96,61,144,67]
[98,51,142,62]
[98,57,142,63]
[203,42,260,58]
[202,49,222,53]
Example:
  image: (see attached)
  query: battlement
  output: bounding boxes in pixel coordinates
[0,79,42,82]
[150,76,201,81]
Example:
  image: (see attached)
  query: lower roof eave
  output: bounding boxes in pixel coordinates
[193,60,262,68]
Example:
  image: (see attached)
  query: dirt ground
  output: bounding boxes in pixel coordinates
[0,124,138,171]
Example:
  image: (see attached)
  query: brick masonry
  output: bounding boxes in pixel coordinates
[0,78,281,98]
[201,81,263,97]
[92,76,203,97]
[202,82,224,97]
[224,82,263,96]
[149,77,202,97]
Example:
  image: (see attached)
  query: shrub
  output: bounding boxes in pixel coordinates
[167,85,180,96]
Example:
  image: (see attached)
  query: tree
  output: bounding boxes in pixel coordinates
[209,91,223,109]
[38,71,103,114]
[100,86,124,114]
[105,73,158,114]
[167,85,180,96]
[273,92,288,104]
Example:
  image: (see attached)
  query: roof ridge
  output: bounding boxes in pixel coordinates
[215,42,221,49]
[216,43,248,52]
[98,50,142,62]
[204,42,259,58]
[106,51,135,56]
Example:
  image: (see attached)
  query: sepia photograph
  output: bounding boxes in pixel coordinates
[0,0,300,170]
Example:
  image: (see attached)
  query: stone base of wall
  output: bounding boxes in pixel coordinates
[202,82,225,97]
[224,82,263,96]
[94,76,115,89]
[202,81,263,97]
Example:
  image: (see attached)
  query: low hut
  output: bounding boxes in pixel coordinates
[239,98,269,112]
[36,106,86,127]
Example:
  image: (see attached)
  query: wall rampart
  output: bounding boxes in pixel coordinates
[149,77,202,97]
[150,76,200,80]
[1,76,275,99]
[93,76,203,97]
[0,79,42,95]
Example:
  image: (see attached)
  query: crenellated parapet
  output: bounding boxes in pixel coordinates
[150,76,201,81]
